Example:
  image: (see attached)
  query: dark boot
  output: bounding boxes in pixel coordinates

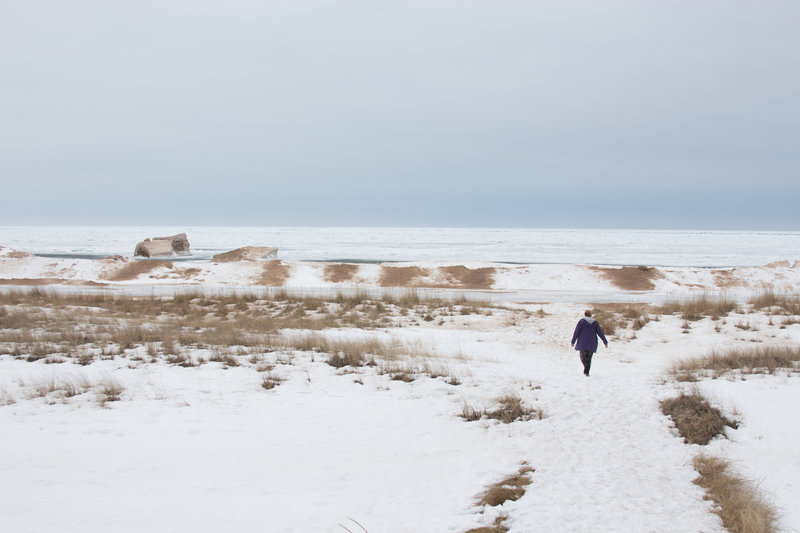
[580,350,593,376]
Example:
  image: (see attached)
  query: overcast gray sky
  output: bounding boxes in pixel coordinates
[1,1,798,229]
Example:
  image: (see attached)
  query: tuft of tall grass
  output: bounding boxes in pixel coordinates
[587,308,623,336]
[17,374,125,404]
[693,454,780,533]
[282,333,427,369]
[260,371,284,390]
[98,377,124,403]
[208,350,240,368]
[325,338,384,368]
[670,345,800,380]
[461,394,544,424]
[658,292,739,321]
[749,288,800,315]
[26,375,92,399]
[0,385,15,406]
[165,352,197,367]
[589,303,655,336]
[660,390,737,445]
[461,402,483,422]
[477,464,535,507]
[486,394,544,423]
[466,463,535,532]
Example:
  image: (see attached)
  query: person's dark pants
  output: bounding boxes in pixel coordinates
[579,350,594,375]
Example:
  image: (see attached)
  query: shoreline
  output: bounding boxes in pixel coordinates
[2,226,799,267]
[2,245,799,302]
[32,252,773,270]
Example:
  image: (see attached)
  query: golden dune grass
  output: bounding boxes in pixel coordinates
[379,266,428,287]
[257,260,291,286]
[669,346,800,380]
[693,454,780,533]
[660,390,737,445]
[589,265,664,291]
[439,266,495,290]
[324,263,360,283]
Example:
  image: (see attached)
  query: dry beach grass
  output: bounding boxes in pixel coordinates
[324,263,360,283]
[693,454,780,533]
[660,345,791,533]
[670,346,800,381]
[657,291,740,321]
[3,280,799,530]
[440,265,496,290]
[102,259,173,282]
[660,389,738,445]
[589,265,664,291]
[13,373,125,407]
[258,260,291,285]
[0,288,496,380]
[466,464,535,533]
[461,393,544,424]
[378,265,497,289]
[379,266,427,287]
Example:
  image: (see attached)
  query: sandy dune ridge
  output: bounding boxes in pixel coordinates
[2,246,799,296]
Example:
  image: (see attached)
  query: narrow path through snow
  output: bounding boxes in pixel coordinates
[480,314,725,532]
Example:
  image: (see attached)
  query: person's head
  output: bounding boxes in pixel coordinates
[584,310,592,317]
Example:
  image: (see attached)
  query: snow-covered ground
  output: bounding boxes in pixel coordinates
[1,247,799,532]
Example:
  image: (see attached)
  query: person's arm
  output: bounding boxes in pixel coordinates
[597,323,608,347]
[571,322,581,346]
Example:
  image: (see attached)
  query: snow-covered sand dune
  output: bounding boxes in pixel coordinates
[2,245,799,302]
[1,246,798,532]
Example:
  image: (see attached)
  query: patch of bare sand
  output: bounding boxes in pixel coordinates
[712,269,745,288]
[379,266,429,287]
[257,260,291,286]
[102,260,174,282]
[5,251,33,259]
[589,265,664,291]
[764,260,791,268]
[0,278,107,286]
[439,266,496,289]
[152,267,203,281]
[212,246,278,262]
[324,263,360,283]
[180,267,202,279]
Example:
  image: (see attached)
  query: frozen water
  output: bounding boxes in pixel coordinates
[0,226,798,267]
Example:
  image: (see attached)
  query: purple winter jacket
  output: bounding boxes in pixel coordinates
[571,317,608,353]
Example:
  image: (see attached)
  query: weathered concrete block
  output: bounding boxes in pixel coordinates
[134,233,191,258]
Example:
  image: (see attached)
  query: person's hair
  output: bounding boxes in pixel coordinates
[584,310,592,317]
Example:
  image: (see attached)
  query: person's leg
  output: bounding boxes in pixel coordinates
[579,350,593,375]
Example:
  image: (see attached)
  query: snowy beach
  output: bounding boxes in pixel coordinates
[2,228,800,300]
[1,234,799,532]
[4,0,800,529]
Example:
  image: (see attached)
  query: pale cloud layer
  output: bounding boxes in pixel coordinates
[1,1,798,228]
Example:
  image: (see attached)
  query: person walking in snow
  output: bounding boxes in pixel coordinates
[571,310,608,376]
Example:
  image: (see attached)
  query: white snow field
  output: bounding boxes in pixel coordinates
[1,246,799,532]
[1,300,799,532]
